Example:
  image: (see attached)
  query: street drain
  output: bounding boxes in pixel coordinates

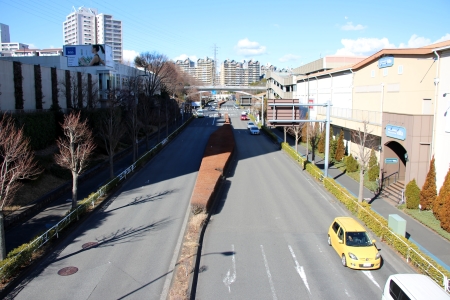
[82,242,98,249]
[58,266,78,276]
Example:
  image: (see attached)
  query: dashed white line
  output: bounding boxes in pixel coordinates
[362,271,381,289]
[223,244,236,292]
[260,245,278,300]
[288,245,311,294]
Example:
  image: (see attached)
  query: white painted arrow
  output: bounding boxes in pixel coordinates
[288,245,311,295]
[223,244,236,292]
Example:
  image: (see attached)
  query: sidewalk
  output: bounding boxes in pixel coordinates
[270,128,450,272]
[5,119,187,253]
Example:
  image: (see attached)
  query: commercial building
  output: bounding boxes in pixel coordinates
[266,41,450,194]
[63,7,123,63]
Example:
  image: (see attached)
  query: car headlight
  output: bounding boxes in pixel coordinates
[375,252,381,260]
[348,252,358,260]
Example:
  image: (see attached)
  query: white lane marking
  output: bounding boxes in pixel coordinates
[344,289,350,297]
[362,271,381,289]
[288,245,311,294]
[223,244,236,292]
[260,245,278,300]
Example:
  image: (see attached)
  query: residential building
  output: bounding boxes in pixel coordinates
[196,57,215,85]
[0,23,10,43]
[96,14,123,62]
[175,58,196,78]
[220,59,261,86]
[63,7,98,45]
[63,7,123,63]
[1,42,29,57]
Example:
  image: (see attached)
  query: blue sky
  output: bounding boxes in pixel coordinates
[1,0,449,69]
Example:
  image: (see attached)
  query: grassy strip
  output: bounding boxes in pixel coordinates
[401,208,450,242]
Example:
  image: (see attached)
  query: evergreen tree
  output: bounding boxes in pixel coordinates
[440,192,450,233]
[420,156,437,210]
[345,154,359,172]
[368,149,379,181]
[335,129,345,161]
[434,168,450,221]
[318,128,326,153]
[405,179,421,209]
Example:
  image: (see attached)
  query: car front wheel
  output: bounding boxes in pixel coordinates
[327,235,331,246]
[341,254,347,267]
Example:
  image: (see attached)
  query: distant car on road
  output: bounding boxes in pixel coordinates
[247,121,255,129]
[248,126,260,135]
[196,109,204,118]
[240,113,248,120]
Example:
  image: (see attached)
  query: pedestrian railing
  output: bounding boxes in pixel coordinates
[0,117,193,283]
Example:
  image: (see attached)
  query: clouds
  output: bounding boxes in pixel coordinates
[340,22,366,31]
[279,54,300,63]
[398,34,431,48]
[335,37,395,56]
[123,50,140,65]
[173,54,198,62]
[234,38,267,57]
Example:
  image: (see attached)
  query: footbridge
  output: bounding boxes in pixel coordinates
[187,85,266,92]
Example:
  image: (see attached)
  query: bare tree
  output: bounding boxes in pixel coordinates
[351,121,378,202]
[0,114,42,259]
[59,72,99,109]
[287,125,304,153]
[307,122,320,163]
[55,112,96,209]
[99,95,125,179]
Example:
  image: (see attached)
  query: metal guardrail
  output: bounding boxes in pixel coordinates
[382,171,399,188]
[281,142,449,293]
[0,118,192,281]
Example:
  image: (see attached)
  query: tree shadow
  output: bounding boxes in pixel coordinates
[106,190,176,213]
[333,170,347,180]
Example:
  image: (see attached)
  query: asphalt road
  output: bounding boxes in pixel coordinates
[195,108,416,300]
[9,116,219,300]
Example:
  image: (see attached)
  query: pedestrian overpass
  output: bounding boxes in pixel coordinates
[187,85,266,92]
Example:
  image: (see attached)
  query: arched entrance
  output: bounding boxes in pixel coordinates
[383,141,407,182]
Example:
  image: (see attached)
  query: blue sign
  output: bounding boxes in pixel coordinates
[378,56,394,68]
[385,124,406,140]
[385,158,398,164]
[65,47,76,56]
[211,90,216,95]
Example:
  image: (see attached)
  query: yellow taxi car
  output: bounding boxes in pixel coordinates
[327,217,381,270]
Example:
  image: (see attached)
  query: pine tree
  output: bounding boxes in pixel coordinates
[405,179,421,209]
[317,128,326,153]
[440,192,450,233]
[329,133,336,162]
[368,149,379,181]
[335,129,345,161]
[420,156,437,210]
[434,168,450,221]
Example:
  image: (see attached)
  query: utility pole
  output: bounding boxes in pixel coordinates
[212,44,219,86]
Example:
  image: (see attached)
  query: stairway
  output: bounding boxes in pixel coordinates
[381,180,405,205]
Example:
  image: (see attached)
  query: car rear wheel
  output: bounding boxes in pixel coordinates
[327,235,331,246]
[341,254,347,267]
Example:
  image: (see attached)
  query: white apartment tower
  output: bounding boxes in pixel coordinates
[63,7,123,63]
[63,7,97,45]
[196,57,215,85]
[96,14,123,62]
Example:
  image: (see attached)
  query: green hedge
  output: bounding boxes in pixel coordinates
[262,126,280,143]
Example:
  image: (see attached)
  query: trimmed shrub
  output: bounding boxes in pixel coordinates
[65,70,72,108]
[50,67,60,111]
[345,154,359,173]
[435,168,450,221]
[440,192,450,232]
[13,111,57,150]
[405,179,421,209]
[329,134,336,162]
[34,64,43,109]
[335,129,345,161]
[368,149,379,181]
[420,156,437,210]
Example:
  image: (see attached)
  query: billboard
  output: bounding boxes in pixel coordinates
[63,44,114,68]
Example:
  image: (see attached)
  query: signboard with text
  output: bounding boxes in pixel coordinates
[63,44,114,68]
[385,158,399,164]
[385,124,406,140]
[378,55,394,68]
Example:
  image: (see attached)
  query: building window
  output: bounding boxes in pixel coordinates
[422,98,432,114]
[383,69,388,77]
[398,65,403,74]
[371,70,375,78]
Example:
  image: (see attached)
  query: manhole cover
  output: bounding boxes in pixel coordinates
[82,242,98,249]
[58,266,78,276]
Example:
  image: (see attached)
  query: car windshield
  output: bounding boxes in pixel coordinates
[248,122,254,126]
[345,232,373,247]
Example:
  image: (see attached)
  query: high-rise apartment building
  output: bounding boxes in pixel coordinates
[63,7,97,45]
[96,14,123,62]
[63,7,123,62]
[175,58,196,77]
[196,57,215,85]
[220,59,260,86]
